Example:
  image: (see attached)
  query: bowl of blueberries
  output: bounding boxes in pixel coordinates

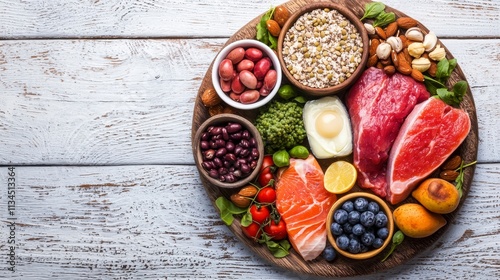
[326,192,394,260]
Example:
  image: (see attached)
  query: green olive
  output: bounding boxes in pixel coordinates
[273,150,290,168]
[289,145,309,159]
[277,84,297,100]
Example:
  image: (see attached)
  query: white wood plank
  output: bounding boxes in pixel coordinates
[0,39,498,165]
[0,0,498,39]
[0,164,498,279]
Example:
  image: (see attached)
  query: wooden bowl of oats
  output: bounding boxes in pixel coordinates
[277,2,369,97]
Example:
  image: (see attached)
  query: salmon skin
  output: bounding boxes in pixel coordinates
[387,97,471,204]
[275,155,336,261]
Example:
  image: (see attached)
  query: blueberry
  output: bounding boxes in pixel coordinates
[322,245,337,262]
[352,224,366,236]
[331,222,343,236]
[360,211,375,227]
[343,222,353,234]
[360,243,369,253]
[348,238,361,254]
[372,237,384,249]
[334,209,348,224]
[336,235,349,250]
[354,197,368,211]
[367,201,380,213]
[348,210,360,225]
[375,212,388,227]
[361,232,375,246]
[377,227,389,240]
[342,200,354,212]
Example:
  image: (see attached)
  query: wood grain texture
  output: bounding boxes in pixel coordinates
[0,39,499,165]
[0,0,498,39]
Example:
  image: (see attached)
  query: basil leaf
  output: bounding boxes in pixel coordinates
[448,58,457,76]
[256,7,276,48]
[373,11,395,27]
[240,211,253,227]
[360,1,385,21]
[268,32,278,50]
[215,196,246,226]
[451,80,468,105]
[436,58,450,83]
[424,75,446,96]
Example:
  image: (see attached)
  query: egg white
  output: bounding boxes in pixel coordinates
[303,96,353,159]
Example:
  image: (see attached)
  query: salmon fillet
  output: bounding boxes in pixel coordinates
[387,97,471,204]
[275,155,336,261]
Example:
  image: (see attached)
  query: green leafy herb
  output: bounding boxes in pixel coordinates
[360,1,385,21]
[240,211,253,227]
[454,160,477,198]
[215,196,247,226]
[256,7,277,49]
[424,58,467,107]
[381,230,404,262]
[258,234,291,258]
[373,11,396,27]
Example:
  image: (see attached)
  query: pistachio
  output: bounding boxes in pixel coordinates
[412,57,431,72]
[376,42,392,60]
[429,44,446,61]
[405,27,424,42]
[423,31,438,52]
[364,23,376,35]
[408,42,425,58]
[386,36,403,53]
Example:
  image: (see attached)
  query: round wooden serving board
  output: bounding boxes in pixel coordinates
[191,0,479,277]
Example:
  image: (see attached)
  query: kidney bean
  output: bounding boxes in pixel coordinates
[223,160,231,168]
[230,132,242,140]
[215,139,225,148]
[236,59,254,72]
[226,123,242,133]
[218,59,234,81]
[226,47,245,64]
[208,169,219,179]
[213,157,223,168]
[200,141,209,150]
[242,130,250,140]
[250,160,258,169]
[259,86,270,97]
[221,128,229,141]
[224,153,236,163]
[225,174,236,183]
[201,132,209,141]
[254,57,272,80]
[240,149,250,158]
[239,89,260,104]
[245,48,263,62]
[240,139,250,149]
[229,92,240,101]
[203,149,215,160]
[220,77,231,92]
[231,75,246,94]
[219,175,226,182]
[249,137,257,147]
[251,148,259,159]
[209,126,222,136]
[215,147,227,158]
[234,145,243,156]
[263,69,278,91]
[239,70,258,89]
[201,161,214,171]
[226,142,235,152]
[218,167,228,176]
[240,163,251,174]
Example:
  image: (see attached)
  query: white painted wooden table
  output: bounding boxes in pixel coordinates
[0,0,499,279]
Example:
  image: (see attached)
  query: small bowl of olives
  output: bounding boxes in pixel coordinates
[192,113,264,189]
[326,192,394,260]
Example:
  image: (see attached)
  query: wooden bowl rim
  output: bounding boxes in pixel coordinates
[277,2,370,97]
[326,192,395,260]
[193,113,264,189]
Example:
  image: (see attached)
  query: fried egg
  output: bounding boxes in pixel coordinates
[303,96,352,159]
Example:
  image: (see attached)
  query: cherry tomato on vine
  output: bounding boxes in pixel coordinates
[249,204,270,224]
[264,219,287,241]
[258,155,275,187]
[241,222,262,241]
[256,187,277,204]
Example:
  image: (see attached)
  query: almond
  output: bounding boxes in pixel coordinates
[391,50,399,68]
[238,185,258,197]
[396,52,412,75]
[439,170,460,181]
[400,35,411,49]
[384,65,396,76]
[375,26,387,40]
[367,54,379,67]
[427,61,438,77]
[201,88,222,107]
[230,193,251,208]
[411,68,425,82]
[397,17,418,29]
[369,38,381,56]
[442,155,462,170]
[385,22,399,37]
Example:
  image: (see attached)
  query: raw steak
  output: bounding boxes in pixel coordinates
[346,67,430,198]
[387,97,471,204]
[275,155,336,261]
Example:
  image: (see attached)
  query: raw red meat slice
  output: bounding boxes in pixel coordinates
[346,67,430,198]
[275,155,336,261]
[387,97,471,204]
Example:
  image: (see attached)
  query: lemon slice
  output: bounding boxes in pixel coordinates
[324,161,357,194]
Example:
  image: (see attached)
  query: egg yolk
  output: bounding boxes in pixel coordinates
[315,110,344,138]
